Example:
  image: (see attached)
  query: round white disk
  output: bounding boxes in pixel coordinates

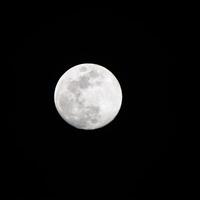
[54,63,122,130]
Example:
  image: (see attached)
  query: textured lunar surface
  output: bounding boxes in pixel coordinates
[54,63,122,130]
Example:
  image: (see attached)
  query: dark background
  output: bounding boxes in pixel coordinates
[5,7,177,197]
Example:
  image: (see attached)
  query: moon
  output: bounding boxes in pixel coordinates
[54,63,122,130]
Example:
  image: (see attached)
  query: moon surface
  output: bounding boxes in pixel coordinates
[54,63,122,130]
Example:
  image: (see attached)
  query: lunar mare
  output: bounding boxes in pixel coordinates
[54,63,122,130]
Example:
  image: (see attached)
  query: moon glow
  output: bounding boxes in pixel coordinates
[54,63,122,130]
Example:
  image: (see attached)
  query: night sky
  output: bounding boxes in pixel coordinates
[6,7,177,197]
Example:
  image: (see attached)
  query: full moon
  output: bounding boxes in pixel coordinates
[54,63,122,130]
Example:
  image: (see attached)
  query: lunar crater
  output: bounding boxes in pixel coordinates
[67,71,103,96]
[59,93,74,116]
[78,75,91,89]
[88,70,100,78]
[79,66,88,72]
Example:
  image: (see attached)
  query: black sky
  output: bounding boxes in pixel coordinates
[6,7,177,198]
